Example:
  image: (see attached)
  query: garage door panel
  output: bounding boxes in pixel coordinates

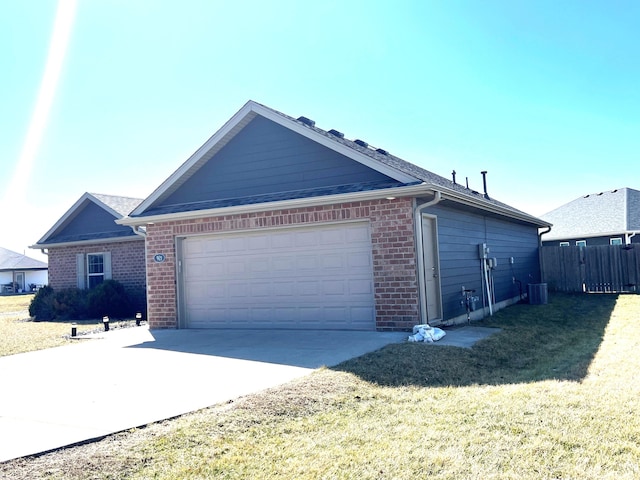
[182,223,375,330]
[322,254,344,269]
[320,229,345,245]
[271,232,294,249]
[295,231,318,247]
[349,278,373,295]
[348,252,372,268]
[296,255,318,270]
[298,280,320,296]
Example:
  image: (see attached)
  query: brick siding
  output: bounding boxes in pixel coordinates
[47,239,146,310]
[145,198,420,330]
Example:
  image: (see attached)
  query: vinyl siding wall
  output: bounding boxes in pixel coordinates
[423,202,541,320]
[48,202,136,242]
[159,116,395,206]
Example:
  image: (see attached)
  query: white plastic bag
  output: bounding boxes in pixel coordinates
[408,325,446,342]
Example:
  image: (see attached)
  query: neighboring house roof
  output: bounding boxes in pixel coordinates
[122,100,548,227]
[31,192,144,248]
[0,247,48,272]
[541,188,640,241]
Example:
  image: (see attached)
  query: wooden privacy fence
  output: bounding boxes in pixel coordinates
[541,245,640,293]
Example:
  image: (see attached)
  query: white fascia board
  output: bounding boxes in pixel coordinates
[90,194,129,219]
[30,235,143,250]
[119,182,550,228]
[252,103,418,184]
[436,186,551,227]
[36,193,125,244]
[131,101,419,217]
[130,101,260,217]
[118,184,434,226]
[35,192,95,244]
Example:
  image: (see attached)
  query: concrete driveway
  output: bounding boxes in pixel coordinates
[0,327,406,462]
[0,324,499,463]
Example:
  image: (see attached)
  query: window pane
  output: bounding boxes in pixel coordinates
[88,254,104,274]
[89,276,104,289]
[610,238,623,245]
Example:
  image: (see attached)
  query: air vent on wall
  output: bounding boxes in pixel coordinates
[328,129,344,138]
[297,116,315,127]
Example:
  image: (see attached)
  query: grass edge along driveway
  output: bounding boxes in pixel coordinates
[3,293,640,479]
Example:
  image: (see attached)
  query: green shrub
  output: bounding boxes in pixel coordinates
[87,279,133,319]
[28,285,56,321]
[52,288,88,320]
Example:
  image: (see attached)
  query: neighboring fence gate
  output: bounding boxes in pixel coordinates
[541,245,640,293]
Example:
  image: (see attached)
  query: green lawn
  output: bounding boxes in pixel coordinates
[3,293,640,479]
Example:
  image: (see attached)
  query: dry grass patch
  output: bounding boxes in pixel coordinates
[2,293,640,479]
[0,295,103,357]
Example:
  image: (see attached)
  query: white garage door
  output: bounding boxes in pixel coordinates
[180,222,375,330]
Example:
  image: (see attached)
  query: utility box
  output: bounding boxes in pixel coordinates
[528,283,548,305]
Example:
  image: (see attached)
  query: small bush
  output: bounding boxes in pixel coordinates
[29,285,56,321]
[28,281,137,321]
[52,288,88,321]
[87,280,133,319]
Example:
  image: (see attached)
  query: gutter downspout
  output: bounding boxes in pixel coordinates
[129,225,147,238]
[627,232,637,245]
[414,191,442,324]
[129,224,149,323]
[538,225,552,284]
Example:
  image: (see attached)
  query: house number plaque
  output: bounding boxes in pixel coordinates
[153,253,166,263]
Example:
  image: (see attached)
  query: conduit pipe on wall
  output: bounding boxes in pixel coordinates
[482,258,493,316]
[414,191,442,324]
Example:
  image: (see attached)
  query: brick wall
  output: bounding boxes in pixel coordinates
[47,239,146,309]
[145,198,420,331]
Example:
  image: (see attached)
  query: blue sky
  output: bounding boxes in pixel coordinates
[2,0,639,260]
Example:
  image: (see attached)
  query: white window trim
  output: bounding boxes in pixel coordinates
[610,238,623,245]
[576,240,587,247]
[559,242,570,247]
[76,252,112,289]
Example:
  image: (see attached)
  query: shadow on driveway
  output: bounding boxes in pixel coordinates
[128,328,408,369]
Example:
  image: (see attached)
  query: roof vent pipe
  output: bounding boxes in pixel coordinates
[452,170,457,185]
[481,171,490,199]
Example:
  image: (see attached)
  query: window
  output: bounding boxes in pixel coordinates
[576,240,587,247]
[560,242,570,247]
[76,252,111,289]
[610,238,623,246]
[87,254,105,288]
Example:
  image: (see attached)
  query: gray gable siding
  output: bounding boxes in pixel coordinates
[423,203,540,320]
[158,115,397,207]
[46,201,136,244]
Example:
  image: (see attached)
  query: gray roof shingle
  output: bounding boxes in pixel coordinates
[541,188,640,240]
[133,101,543,225]
[0,247,48,271]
